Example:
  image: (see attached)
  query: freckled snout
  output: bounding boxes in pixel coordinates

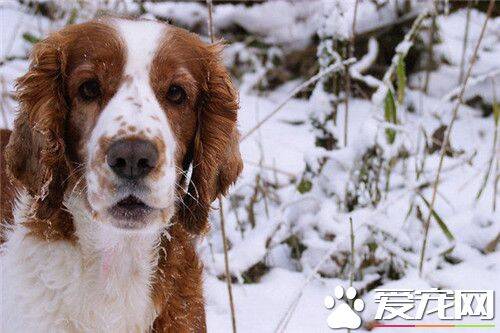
[107,139,159,180]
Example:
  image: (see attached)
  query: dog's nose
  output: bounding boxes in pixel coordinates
[106,139,159,180]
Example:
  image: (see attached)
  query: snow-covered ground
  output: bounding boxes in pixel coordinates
[1,1,499,332]
[205,89,500,332]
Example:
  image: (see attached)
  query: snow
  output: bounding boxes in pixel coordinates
[413,8,500,104]
[147,0,324,50]
[205,268,340,333]
[1,1,499,332]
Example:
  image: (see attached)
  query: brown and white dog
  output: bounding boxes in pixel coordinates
[0,17,242,332]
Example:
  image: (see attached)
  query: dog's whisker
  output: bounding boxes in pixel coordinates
[174,165,201,200]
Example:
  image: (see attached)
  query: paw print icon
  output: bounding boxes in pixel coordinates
[324,286,364,329]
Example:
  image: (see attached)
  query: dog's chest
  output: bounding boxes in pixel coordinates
[1,224,160,333]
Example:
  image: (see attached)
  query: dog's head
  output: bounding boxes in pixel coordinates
[5,18,242,237]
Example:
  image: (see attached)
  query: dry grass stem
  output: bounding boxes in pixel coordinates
[206,1,237,332]
[418,0,495,276]
[349,217,355,286]
[476,78,499,202]
[343,0,359,147]
[218,197,237,333]
[206,0,214,43]
[423,1,438,93]
[458,0,472,84]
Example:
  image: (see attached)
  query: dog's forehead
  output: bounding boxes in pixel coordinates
[112,18,168,74]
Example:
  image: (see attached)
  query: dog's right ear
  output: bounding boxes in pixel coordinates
[178,43,242,235]
[5,33,73,240]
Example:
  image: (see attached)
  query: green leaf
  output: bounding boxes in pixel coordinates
[417,192,455,242]
[384,90,397,144]
[494,102,499,126]
[22,32,40,44]
[385,128,396,144]
[297,179,312,194]
[67,8,78,26]
[397,57,407,104]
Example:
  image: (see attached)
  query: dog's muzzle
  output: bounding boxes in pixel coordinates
[105,138,161,226]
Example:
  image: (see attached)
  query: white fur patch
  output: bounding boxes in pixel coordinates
[1,191,162,332]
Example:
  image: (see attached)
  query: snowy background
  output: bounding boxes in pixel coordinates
[1,0,499,332]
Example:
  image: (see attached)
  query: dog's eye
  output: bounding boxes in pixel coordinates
[78,79,101,101]
[166,85,186,105]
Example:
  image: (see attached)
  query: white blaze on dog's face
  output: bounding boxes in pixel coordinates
[86,20,176,230]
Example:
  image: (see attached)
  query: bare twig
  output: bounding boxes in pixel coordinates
[444,0,450,16]
[274,240,340,333]
[423,2,438,93]
[494,157,499,212]
[476,78,499,202]
[356,10,420,39]
[218,198,237,333]
[418,0,495,276]
[349,217,355,286]
[344,0,359,147]
[206,0,214,43]
[492,78,499,212]
[332,42,341,127]
[347,216,355,333]
[241,58,355,142]
[0,80,9,128]
[206,1,236,332]
[442,68,500,102]
[458,0,472,84]
[244,159,297,179]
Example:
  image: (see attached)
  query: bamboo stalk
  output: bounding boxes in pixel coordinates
[418,0,495,276]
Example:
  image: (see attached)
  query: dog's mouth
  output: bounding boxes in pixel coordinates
[108,195,154,227]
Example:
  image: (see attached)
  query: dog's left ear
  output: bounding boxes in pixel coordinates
[5,32,73,240]
[179,43,243,235]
